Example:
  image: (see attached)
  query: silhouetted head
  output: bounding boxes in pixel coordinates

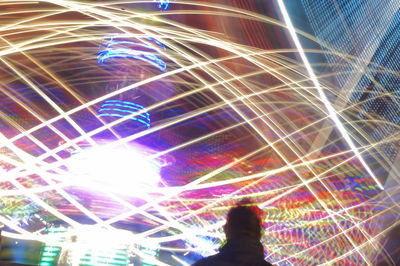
[224,202,263,240]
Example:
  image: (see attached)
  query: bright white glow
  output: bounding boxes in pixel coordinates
[277,0,384,190]
[186,234,219,257]
[58,226,131,265]
[67,144,161,194]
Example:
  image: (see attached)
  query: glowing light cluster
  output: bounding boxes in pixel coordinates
[66,144,160,193]
[41,226,130,265]
[39,227,67,266]
[66,144,162,194]
[154,0,173,11]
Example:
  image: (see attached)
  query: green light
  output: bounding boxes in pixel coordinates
[42,252,57,256]
[39,226,67,266]
[41,258,55,262]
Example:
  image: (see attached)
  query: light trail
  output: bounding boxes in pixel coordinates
[277,0,383,190]
[0,1,397,265]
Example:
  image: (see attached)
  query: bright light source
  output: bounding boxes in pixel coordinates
[67,144,161,194]
[58,226,131,266]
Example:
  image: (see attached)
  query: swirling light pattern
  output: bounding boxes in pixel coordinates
[98,100,151,129]
[0,0,399,265]
[98,37,167,71]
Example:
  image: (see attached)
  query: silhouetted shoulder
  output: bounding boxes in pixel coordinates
[192,254,273,266]
[191,255,215,266]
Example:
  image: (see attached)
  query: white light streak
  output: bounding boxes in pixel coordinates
[277,0,383,190]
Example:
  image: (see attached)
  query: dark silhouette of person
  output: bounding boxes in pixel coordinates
[192,203,273,266]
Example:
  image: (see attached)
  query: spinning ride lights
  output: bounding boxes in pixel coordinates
[98,100,151,129]
[39,226,130,265]
[39,226,67,266]
[97,38,167,72]
[0,0,397,265]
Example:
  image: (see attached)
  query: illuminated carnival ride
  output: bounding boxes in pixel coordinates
[0,1,398,265]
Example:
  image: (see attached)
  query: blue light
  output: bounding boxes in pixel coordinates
[98,100,151,128]
[154,0,173,11]
[97,38,166,71]
[145,37,167,49]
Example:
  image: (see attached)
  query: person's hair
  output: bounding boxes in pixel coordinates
[225,203,263,239]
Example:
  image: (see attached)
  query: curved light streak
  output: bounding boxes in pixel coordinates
[277,0,383,190]
[97,37,167,71]
[0,1,397,265]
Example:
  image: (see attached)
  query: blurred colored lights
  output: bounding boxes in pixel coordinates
[154,0,173,11]
[97,38,167,71]
[98,100,151,129]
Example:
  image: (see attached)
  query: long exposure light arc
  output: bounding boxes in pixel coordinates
[275,3,385,260]
[154,20,381,264]
[0,39,372,189]
[276,0,383,191]
[0,1,398,265]
[97,38,167,71]
[98,100,151,128]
